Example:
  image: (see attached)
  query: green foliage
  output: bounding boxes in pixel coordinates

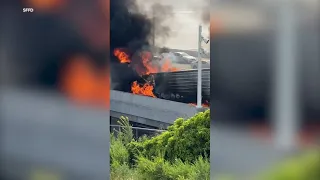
[110,133,129,169]
[110,116,132,169]
[141,110,210,162]
[110,110,211,180]
[190,156,210,179]
[260,150,320,180]
[126,141,144,166]
[135,155,209,180]
[110,163,139,180]
[115,116,133,145]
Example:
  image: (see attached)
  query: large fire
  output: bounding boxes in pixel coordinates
[131,81,156,97]
[114,48,131,63]
[59,55,110,108]
[113,48,210,107]
[140,51,158,75]
[113,49,179,75]
[161,59,180,72]
[113,48,179,97]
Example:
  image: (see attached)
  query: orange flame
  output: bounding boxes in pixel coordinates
[114,48,131,63]
[131,81,156,97]
[59,55,110,108]
[114,48,179,75]
[161,59,180,72]
[141,51,158,75]
[114,48,180,97]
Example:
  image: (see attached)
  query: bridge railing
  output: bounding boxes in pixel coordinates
[110,125,166,138]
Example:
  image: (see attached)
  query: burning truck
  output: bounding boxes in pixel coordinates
[111,48,210,105]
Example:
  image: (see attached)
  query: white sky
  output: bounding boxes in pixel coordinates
[136,0,210,51]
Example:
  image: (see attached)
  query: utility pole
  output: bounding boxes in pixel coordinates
[273,0,299,151]
[196,25,203,108]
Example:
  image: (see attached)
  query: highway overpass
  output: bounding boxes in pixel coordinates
[110,90,204,129]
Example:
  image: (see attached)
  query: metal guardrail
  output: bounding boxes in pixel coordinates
[110,125,166,132]
[110,125,166,138]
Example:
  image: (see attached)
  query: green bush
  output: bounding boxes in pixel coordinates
[141,110,210,163]
[110,116,134,169]
[110,163,139,180]
[126,140,144,166]
[114,116,133,145]
[110,111,211,180]
[190,156,210,179]
[110,133,129,168]
[135,155,209,180]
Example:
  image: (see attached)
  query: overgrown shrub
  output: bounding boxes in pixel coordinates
[115,116,133,145]
[110,133,129,168]
[110,111,211,180]
[135,155,209,180]
[190,156,210,179]
[110,163,139,180]
[126,140,144,166]
[141,110,210,163]
[110,116,132,168]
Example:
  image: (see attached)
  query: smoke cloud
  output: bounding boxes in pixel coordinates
[110,0,153,91]
[150,3,174,44]
[201,0,210,24]
[110,0,173,56]
[188,0,210,24]
[110,0,152,60]
[110,0,174,90]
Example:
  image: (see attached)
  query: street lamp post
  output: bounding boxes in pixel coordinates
[196,25,203,108]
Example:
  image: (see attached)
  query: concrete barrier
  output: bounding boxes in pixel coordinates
[110,90,200,127]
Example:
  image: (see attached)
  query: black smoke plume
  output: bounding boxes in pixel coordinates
[110,0,173,57]
[110,0,152,91]
[110,0,152,61]
[150,3,174,44]
[110,0,173,91]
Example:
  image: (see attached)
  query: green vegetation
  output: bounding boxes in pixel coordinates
[259,150,320,180]
[110,109,319,180]
[213,150,320,180]
[110,110,210,180]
